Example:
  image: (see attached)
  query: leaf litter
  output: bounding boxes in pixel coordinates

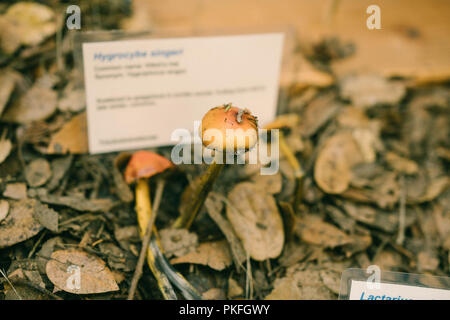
[0,0,449,301]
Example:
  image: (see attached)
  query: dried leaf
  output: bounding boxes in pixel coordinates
[46,249,119,294]
[25,158,52,187]
[0,199,9,222]
[294,215,353,248]
[340,73,406,109]
[0,140,11,165]
[2,2,56,53]
[226,182,284,261]
[408,176,449,203]
[314,131,363,194]
[1,84,57,123]
[160,228,198,258]
[3,183,27,200]
[265,277,301,300]
[205,193,246,270]
[385,152,419,174]
[34,201,58,232]
[0,199,43,248]
[58,88,85,113]
[301,92,340,137]
[47,112,88,154]
[170,240,232,271]
[0,69,21,115]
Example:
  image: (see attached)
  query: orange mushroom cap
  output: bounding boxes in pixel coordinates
[124,150,174,184]
[201,104,258,153]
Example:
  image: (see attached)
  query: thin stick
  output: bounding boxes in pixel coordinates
[128,179,165,300]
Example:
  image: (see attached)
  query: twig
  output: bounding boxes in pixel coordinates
[127,179,165,300]
[396,175,406,245]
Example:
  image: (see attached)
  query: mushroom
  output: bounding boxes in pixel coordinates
[173,104,258,229]
[124,150,200,300]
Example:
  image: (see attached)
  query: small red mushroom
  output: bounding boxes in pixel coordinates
[124,151,199,300]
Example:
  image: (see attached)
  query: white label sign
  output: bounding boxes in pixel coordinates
[82,33,284,153]
[349,280,450,300]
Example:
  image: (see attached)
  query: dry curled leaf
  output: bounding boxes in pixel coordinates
[46,249,119,294]
[171,240,232,271]
[0,199,43,248]
[226,182,284,261]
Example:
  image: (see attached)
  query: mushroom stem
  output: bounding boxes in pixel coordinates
[173,155,224,229]
[278,132,304,211]
[134,178,201,300]
[134,178,177,300]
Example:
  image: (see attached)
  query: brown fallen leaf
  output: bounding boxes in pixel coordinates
[205,193,246,270]
[47,112,88,154]
[46,249,119,294]
[300,92,340,137]
[0,199,9,222]
[0,130,12,164]
[0,199,43,248]
[3,182,27,200]
[314,131,364,194]
[0,69,21,116]
[385,152,419,174]
[340,73,406,109]
[1,82,57,124]
[2,2,56,53]
[25,158,52,187]
[34,201,58,232]
[159,227,198,258]
[226,182,284,261]
[294,215,353,248]
[265,277,301,300]
[171,240,232,271]
[408,176,449,204]
[46,156,73,191]
[227,277,243,299]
